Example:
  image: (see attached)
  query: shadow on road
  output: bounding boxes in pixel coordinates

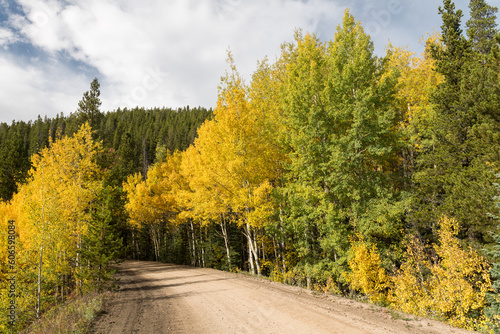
[118,277,230,293]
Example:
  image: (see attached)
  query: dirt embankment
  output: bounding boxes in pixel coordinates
[90,260,475,334]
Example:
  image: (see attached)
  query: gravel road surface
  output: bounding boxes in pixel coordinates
[90,260,474,334]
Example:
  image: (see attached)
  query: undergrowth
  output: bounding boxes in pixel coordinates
[19,290,111,334]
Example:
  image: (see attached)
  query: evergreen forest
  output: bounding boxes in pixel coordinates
[3,0,500,332]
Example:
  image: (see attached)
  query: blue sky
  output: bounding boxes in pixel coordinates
[0,0,488,123]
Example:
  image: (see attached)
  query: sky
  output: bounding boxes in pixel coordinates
[0,0,489,124]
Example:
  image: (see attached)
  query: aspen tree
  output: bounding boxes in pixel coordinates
[178,55,278,275]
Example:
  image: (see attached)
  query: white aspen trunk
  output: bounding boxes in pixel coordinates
[200,226,206,268]
[189,220,197,266]
[248,237,255,275]
[150,225,159,261]
[245,223,261,275]
[55,253,59,304]
[220,213,232,268]
[62,251,66,302]
[131,228,136,259]
[279,208,286,272]
[132,227,139,259]
[62,274,64,302]
[76,175,82,291]
[76,234,82,291]
[76,180,84,293]
[156,228,160,260]
[261,236,266,261]
[187,225,192,265]
[36,244,43,319]
[252,231,261,276]
[244,183,261,276]
[272,237,278,262]
[155,225,160,261]
[164,229,168,260]
[36,198,47,319]
[244,224,255,275]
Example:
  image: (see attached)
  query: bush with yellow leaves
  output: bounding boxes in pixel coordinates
[344,236,388,304]
[391,216,491,331]
[389,236,431,316]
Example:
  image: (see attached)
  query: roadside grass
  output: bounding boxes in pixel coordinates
[389,309,416,321]
[20,290,111,334]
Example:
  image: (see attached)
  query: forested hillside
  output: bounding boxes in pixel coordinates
[3,0,500,332]
[0,97,212,331]
[0,104,212,201]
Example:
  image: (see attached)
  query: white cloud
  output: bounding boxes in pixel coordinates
[0,0,346,122]
[0,0,477,123]
[0,28,18,47]
[0,53,89,123]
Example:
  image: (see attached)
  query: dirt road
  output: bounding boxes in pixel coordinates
[90,260,473,334]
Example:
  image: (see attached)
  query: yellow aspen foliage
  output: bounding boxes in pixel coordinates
[0,123,104,330]
[386,33,443,135]
[53,123,102,240]
[344,237,388,304]
[385,33,444,182]
[391,216,491,331]
[123,173,156,226]
[430,216,491,330]
[27,123,102,295]
[123,151,184,260]
[0,192,26,262]
[390,237,432,316]
[124,150,182,227]
[180,54,276,228]
[178,145,226,222]
[174,54,281,275]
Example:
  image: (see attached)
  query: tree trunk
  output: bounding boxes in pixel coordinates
[200,226,206,268]
[189,220,197,266]
[164,228,168,261]
[244,223,261,276]
[36,244,43,319]
[220,213,232,269]
[150,224,159,261]
[76,234,82,292]
[132,227,139,259]
[247,233,255,275]
[279,208,287,272]
[252,232,261,276]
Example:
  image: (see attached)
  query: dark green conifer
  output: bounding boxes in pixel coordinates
[413,0,500,243]
[76,77,103,132]
[467,0,499,55]
[80,186,123,292]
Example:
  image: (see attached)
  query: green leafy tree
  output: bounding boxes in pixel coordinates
[280,10,402,286]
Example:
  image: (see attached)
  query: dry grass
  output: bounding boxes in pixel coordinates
[20,291,109,334]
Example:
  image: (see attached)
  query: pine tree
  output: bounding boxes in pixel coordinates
[467,0,499,55]
[0,125,30,201]
[80,186,123,292]
[414,0,500,243]
[485,174,500,332]
[75,77,103,132]
[487,215,500,331]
